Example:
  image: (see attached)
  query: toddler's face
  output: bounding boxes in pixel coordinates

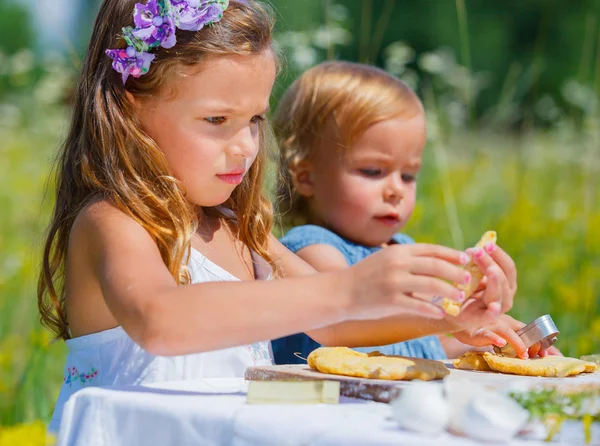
[134,50,276,207]
[305,115,426,246]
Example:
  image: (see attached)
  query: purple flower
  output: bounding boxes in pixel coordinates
[131,0,177,49]
[106,0,230,81]
[173,0,227,31]
[106,47,156,84]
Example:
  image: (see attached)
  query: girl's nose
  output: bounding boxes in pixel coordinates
[228,125,257,159]
[384,176,404,202]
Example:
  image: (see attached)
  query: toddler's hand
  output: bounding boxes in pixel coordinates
[342,243,470,321]
[468,242,517,314]
[452,314,544,360]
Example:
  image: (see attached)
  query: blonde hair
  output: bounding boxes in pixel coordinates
[274,60,423,226]
[38,0,278,340]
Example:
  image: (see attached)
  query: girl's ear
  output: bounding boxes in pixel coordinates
[125,91,138,107]
[289,159,314,198]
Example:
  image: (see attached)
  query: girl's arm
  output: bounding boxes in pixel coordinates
[270,237,516,348]
[72,201,467,356]
[269,237,463,347]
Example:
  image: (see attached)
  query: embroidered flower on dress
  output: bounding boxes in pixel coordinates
[63,366,99,388]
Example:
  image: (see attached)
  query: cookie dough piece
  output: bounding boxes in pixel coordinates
[307,347,450,381]
[452,351,493,372]
[453,350,597,377]
[482,353,597,377]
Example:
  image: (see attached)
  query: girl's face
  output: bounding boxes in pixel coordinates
[300,115,426,247]
[134,50,276,207]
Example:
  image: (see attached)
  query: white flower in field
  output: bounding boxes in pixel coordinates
[446,101,467,128]
[418,47,456,74]
[293,46,318,70]
[10,49,35,76]
[561,79,597,113]
[535,95,562,122]
[275,31,311,49]
[312,25,351,49]
[400,68,419,90]
[34,74,69,105]
[419,53,445,74]
[384,41,414,76]
[328,3,349,22]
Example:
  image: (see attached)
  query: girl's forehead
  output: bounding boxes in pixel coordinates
[159,51,276,110]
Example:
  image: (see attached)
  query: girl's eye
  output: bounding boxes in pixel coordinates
[251,115,266,124]
[402,173,417,183]
[204,116,226,125]
[359,168,382,177]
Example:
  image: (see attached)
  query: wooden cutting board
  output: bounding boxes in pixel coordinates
[246,363,600,403]
[245,364,419,403]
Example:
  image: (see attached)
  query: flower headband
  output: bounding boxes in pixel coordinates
[106,0,230,84]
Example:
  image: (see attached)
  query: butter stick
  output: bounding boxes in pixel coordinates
[246,380,340,405]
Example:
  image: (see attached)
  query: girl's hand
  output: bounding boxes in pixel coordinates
[468,243,518,313]
[342,243,470,321]
[442,243,517,330]
[452,314,543,360]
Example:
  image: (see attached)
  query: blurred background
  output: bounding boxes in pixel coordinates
[0,0,598,439]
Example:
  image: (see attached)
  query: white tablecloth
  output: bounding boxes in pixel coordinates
[57,379,597,446]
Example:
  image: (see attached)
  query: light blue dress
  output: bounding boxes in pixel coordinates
[271,225,447,365]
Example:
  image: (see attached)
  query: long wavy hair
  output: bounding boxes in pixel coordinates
[38,0,278,340]
[274,61,423,227]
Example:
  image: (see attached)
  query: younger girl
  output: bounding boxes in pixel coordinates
[272,61,533,364]
[40,1,513,433]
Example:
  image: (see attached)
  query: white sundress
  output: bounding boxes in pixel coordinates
[49,247,273,433]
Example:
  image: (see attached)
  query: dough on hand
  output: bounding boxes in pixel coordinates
[453,351,598,377]
[307,347,450,381]
[443,231,497,316]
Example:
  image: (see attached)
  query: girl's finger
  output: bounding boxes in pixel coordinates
[455,298,499,327]
[494,325,528,359]
[474,276,488,293]
[467,246,494,269]
[485,244,517,291]
[479,264,503,308]
[468,328,507,347]
[394,294,446,319]
[528,342,542,358]
[405,276,465,303]
[502,314,526,331]
[498,268,513,312]
[409,244,470,265]
[409,257,471,286]
[546,345,563,356]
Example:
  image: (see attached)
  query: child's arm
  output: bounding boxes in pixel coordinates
[269,237,506,348]
[70,201,467,356]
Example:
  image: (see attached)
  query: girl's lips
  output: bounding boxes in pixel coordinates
[216,172,245,184]
[375,215,401,227]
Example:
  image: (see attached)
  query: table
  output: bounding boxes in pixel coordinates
[57,378,598,446]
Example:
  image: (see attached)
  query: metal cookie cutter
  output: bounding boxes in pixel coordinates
[494,314,559,357]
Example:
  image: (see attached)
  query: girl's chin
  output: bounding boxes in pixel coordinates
[187,192,235,209]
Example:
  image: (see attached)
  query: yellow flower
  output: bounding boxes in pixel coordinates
[0,422,55,446]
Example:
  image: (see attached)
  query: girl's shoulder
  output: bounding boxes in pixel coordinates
[70,198,147,244]
[71,199,146,253]
[280,225,349,254]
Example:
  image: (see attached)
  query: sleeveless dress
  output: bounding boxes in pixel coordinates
[49,247,273,433]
